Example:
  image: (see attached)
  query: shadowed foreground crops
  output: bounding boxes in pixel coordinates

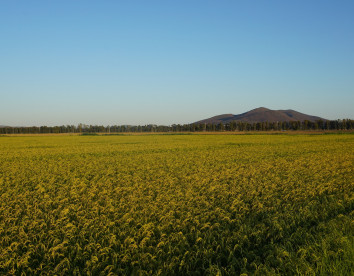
[0,134,353,275]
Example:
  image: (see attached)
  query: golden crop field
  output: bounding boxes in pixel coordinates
[0,134,353,275]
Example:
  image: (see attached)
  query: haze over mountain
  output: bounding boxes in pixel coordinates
[195,108,327,124]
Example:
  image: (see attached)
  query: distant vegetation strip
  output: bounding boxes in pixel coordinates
[0,119,353,134]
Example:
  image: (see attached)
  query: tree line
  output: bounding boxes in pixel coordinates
[0,119,353,134]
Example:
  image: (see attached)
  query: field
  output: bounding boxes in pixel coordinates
[0,133,353,275]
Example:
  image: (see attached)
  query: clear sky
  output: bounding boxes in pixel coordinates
[1,0,353,126]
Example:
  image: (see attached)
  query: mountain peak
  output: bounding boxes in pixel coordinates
[195,108,326,124]
[248,107,271,113]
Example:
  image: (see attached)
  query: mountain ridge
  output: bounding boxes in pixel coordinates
[195,107,326,124]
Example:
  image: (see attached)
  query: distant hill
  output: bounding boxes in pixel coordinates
[195,107,326,124]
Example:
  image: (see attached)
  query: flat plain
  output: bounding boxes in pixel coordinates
[0,133,353,275]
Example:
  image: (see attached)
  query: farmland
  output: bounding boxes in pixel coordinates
[0,133,353,275]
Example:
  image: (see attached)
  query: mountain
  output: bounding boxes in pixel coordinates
[195,107,326,124]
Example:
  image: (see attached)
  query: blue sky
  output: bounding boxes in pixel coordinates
[1,0,353,126]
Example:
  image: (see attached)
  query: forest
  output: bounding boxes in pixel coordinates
[0,119,353,134]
